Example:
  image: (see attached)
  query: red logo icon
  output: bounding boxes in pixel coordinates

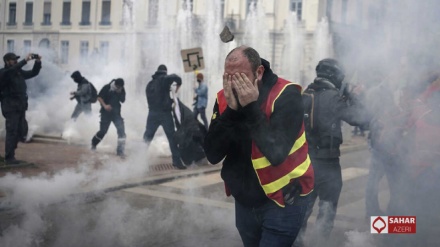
[372,216,387,233]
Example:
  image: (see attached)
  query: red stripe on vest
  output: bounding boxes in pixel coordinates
[255,144,309,184]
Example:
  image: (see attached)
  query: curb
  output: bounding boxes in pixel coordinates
[22,134,369,195]
[0,144,369,208]
[99,143,369,194]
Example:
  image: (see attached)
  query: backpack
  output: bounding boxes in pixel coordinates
[89,82,98,103]
[146,79,158,100]
[302,89,321,146]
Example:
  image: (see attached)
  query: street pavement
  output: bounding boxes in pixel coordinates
[0,135,374,246]
[0,134,368,191]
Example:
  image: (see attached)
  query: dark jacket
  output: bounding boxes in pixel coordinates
[0,59,41,113]
[98,82,126,114]
[74,78,92,104]
[366,83,410,156]
[146,71,182,112]
[204,61,304,208]
[303,77,367,158]
[173,98,206,165]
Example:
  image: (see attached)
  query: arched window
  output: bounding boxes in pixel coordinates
[39,38,50,48]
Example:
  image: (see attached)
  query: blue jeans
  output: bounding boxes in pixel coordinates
[294,158,342,247]
[235,194,309,247]
[193,106,208,130]
[365,149,402,216]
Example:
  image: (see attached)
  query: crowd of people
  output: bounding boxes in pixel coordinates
[0,52,208,167]
[1,45,439,246]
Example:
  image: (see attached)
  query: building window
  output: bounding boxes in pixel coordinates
[80,0,91,25]
[24,2,33,25]
[326,0,334,20]
[100,0,112,25]
[42,2,52,25]
[290,0,302,20]
[246,0,257,14]
[24,40,32,54]
[182,0,193,12]
[61,1,71,25]
[80,41,89,63]
[39,39,50,49]
[147,0,158,26]
[7,40,15,52]
[8,3,16,25]
[341,0,348,24]
[100,41,109,63]
[220,0,225,19]
[61,41,69,64]
[357,0,363,26]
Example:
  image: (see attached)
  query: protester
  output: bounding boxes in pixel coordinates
[193,72,209,130]
[364,72,407,217]
[406,73,440,221]
[70,71,92,121]
[143,64,186,170]
[204,46,314,247]
[295,58,367,247]
[0,52,41,165]
[91,78,126,157]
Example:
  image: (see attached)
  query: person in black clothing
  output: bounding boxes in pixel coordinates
[0,52,41,165]
[294,58,367,247]
[204,46,314,247]
[70,71,92,120]
[91,78,126,157]
[143,64,186,170]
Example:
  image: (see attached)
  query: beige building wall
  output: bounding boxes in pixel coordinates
[0,0,329,77]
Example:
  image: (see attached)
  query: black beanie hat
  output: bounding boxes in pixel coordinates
[71,71,82,80]
[157,64,167,72]
[115,78,124,87]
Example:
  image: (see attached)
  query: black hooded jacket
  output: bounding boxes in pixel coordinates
[146,71,182,112]
[0,59,41,113]
[303,77,367,158]
[204,59,304,208]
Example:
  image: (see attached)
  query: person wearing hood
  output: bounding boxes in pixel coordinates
[70,71,92,121]
[204,46,314,246]
[294,58,367,247]
[0,52,41,165]
[143,64,186,170]
[91,78,126,157]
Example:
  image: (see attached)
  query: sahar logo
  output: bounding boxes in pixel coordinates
[371,216,388,234]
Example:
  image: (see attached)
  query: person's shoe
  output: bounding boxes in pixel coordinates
[117,152,126,159]
[91,145,96,151]
[173,163,187,170]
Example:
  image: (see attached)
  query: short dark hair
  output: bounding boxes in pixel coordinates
[226,46,262,72]
[242,47,261,72]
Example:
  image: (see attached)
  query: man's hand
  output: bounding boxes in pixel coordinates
[25,54,33,62]
[104,104,112,112]
[223,73,238,110]
[231,73,259,107]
